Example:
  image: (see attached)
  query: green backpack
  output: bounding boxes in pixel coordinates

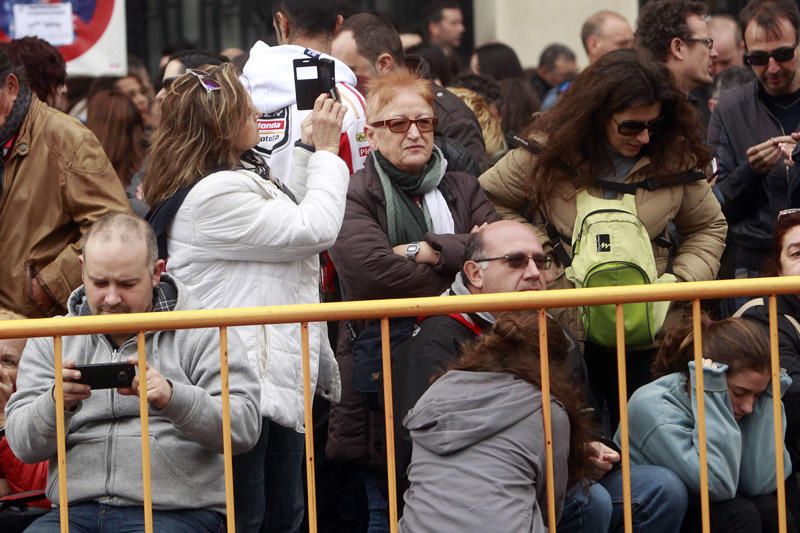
[565,190,675,348]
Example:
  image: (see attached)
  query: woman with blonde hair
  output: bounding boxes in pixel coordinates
[144,62,350,532]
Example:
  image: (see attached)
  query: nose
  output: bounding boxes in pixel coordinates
[406,122,422,139]
[768,57,781,73]
[738,398,755,418]
[104,287,121,307]
[710,46,719,59]
[523,257,541,282]
[635,129,650,145]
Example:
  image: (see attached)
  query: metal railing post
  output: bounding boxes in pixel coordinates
[300,322,318,533]
[538,310,557,532]
[219,327,236,531]
[137,332,154,533]
[615,304,633,533]
[691,299,711,533]
[768,296,788,533]
[380,318,400,532]
[53,336,69,533]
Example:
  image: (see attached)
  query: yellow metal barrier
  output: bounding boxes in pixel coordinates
[1,276,798,533]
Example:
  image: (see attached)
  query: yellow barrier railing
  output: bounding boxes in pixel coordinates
[1,276,798,533]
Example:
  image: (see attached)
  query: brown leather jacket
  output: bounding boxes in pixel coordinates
[326,153,499,464]
[0,97,130,317]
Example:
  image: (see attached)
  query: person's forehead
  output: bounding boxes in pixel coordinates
[84,236,150,274]
[163,59,186,80]
[686,14,710,36]
[0,337,26,355]
[600,16,632,38]
[483,225,542,253]
[744,17,797,47]
[442,8,462,22]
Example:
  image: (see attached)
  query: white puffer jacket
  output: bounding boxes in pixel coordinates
[167,148,348,432]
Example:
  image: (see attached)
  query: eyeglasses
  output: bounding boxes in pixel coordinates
[744,43,799,66]
[186,69,222,93]
[369,117,438,133]
[476,253,553,270]
[685,37,714,50]
[613,117,664,137]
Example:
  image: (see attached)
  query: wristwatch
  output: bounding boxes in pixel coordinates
[405,242,421,260]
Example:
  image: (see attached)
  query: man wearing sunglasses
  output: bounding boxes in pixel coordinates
[708,0,800,316]
[391,220,688,533]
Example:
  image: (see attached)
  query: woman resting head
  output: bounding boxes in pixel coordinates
[652,316,771,421]
[365,69,438,176]
[531,47,709,201]
[446,310,595,483]
[142,63,260,206]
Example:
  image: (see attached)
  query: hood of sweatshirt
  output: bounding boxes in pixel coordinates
[403,370,543,455]
[242,42,358,115]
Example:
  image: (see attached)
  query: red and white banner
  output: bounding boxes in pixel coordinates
[0,1,126,76]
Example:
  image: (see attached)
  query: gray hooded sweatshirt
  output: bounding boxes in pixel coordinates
[399,371,570,533]
[5,274,261,514]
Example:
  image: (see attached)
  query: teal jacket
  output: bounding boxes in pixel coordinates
[615,362,792,501]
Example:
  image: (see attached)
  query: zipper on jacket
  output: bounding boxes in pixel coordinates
[762,106,793,187]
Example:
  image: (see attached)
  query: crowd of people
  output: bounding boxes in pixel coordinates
[0,0,799,532]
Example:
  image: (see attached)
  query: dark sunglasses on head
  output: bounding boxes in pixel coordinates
[369,117,438,133]
[614,117,664,137]
[476,252,553,270]
[744,43,798,66]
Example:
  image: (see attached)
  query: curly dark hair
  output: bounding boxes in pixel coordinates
[635,0,708,62]
[2,37,65,103]
[450,73,501,104]
[443,311,595,485]
[530,48,709,203]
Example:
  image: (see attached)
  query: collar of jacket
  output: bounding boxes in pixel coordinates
[9,95,43,160]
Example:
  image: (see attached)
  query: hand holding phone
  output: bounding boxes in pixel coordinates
[117,356,173,409]
[294,57,337,110]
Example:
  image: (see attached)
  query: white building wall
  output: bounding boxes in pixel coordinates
[473,0,640,69]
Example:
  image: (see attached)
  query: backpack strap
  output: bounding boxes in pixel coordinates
[732,297,766,318]
[595,169,707,194]
[418,313,483,337]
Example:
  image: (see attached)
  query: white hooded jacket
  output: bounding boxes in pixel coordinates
[243,42,369,187]
[166,148,348,431]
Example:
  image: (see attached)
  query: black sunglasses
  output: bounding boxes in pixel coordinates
[476,253,553,270]
[369,117,438,133]
[614,117,664,137]
[744,43,798,66]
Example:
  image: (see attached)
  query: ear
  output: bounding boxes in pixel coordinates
[462,260,485,290]
[585,35,598,56]
[4,73,19,100]
[375,53,395,76]
[273,12,290,44]
[152,259,166,287]
[365,125,379,151]
[334,14,344,35]
[669,36,685,61]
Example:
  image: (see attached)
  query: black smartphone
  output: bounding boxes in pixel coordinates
[74,362,136,389]
[293,57,337,110]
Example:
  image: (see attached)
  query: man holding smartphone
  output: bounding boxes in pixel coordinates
[4,213,261,532]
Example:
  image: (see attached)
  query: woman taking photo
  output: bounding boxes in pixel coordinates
[621,317,794,533]
[479,48,726,426]
[143,63,349,533]
[400,312,593,532]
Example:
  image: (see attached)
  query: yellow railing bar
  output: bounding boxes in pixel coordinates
[6,277,800,340]
[137,332,154,533]
[615,305,633,533]
[381,318,400,533]
[300,322,318,533]
[769,296,788,533]
[538,310,557,532]
[691,300,710,533]
[53,335,69,533]
[219,327,236,532]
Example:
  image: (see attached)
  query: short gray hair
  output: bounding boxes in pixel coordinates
[83,212,158,266]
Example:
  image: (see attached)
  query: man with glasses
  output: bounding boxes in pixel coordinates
[391,220,689,533]
[635,0,718,127]
[709,0,800,316]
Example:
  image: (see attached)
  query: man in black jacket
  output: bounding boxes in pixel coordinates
[332,12,489,173]
[709,0,800,315]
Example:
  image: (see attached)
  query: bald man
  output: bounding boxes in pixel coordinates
[581,10,635,64]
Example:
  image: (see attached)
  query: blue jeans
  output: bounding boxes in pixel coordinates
[361,468,390,533]
[233,417,305,533]
[600,464,688,533]
[559,481,613,533]
[24,502,223,532]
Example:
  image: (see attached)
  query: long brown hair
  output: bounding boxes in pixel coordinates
[651,315,770,379]
[143,63,255,206]
[86,90,144,187]
[531,48,710,203]
[445,311,594,484]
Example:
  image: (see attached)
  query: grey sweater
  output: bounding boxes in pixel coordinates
[5,275,261,514]
[399,371,570,533]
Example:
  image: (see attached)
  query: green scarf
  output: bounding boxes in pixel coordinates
[373,146,445,246]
